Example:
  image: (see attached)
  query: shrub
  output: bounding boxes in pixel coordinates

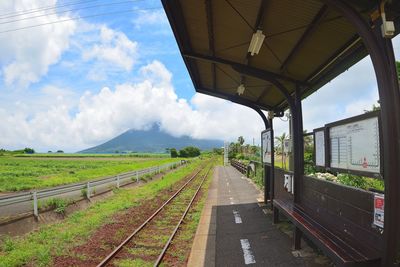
[41,198,69,214]
[179,146,200,158]
[81,188,88,198]
[170,148,178,158]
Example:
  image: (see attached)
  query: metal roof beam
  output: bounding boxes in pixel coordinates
[305,34,361,83]
[196,87,275,111]
[205,0,217,90]
[280,5,329,73]
[256,84,273,103]
[184,53,308,86]
[232,63,296,110]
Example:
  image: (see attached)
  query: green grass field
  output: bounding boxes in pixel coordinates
[0,155,178,192]
[0,159,206,267]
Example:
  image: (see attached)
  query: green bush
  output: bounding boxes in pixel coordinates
[304,152,316,175]
[40,198,70,214]
[179,146,200,158]
[81,188,88,198]
[247,162,264,189]
[337,173,384,191]
[170,148,178,158]
[2,237,16,252]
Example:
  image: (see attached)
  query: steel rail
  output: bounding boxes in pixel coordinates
[154,166,212,266]
[96,165,205,267]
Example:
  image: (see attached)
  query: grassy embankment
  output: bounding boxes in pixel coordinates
[0,158,204,267]
[0,156,178,192]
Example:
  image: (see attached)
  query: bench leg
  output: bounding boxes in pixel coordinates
[293,227,302,250]
[273,206,279,224]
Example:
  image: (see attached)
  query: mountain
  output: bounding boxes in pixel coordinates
[79,126,223,153]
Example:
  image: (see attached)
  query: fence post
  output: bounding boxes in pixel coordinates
[136,171,139,182]
[87,182,91,199]
[33,191,38,219]
[116,175,120,188]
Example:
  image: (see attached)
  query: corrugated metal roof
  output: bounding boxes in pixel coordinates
[162,0,400,111]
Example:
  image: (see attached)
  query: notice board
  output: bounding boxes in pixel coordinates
[261,129,272,164]
[314,129,325,167]
[327,112,381,176]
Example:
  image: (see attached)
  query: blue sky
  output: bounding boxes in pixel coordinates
[0,0,399,152]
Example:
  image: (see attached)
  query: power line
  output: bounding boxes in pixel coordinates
[0,0,143,26]
[0,7,162,35]
[0,0,100,19]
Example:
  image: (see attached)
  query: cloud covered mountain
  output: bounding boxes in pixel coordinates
[79,125,223,153]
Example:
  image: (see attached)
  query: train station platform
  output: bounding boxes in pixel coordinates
[188,165,329,267]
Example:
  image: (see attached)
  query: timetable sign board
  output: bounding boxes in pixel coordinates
[314,130,325,167]
[329,116,380,174]
[262,130,272,164]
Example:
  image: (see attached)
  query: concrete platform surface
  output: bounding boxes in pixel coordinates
[188,165,330,267]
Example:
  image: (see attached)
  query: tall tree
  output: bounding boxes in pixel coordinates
[275,133,287,169]
[238,136,245,146]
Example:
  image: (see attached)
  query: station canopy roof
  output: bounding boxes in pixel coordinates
[162,0,400,112]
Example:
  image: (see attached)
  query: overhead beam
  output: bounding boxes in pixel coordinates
[280,5,329,73]
[184,53,308,86]
[305,34,362,83]
[231,64,296,110]
[196,87,275,111]
[205,0,217,90]
[242,0,267,99]
[256,84,273,103]
[272,35,364,111]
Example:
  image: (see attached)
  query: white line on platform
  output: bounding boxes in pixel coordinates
[240,239,256,265]
[233,210,242,224]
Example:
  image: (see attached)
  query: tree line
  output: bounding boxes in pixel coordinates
[167,146,201,158]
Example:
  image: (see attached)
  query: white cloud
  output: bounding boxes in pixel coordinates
[0,0,76,88]
[0,61,264,152]
[133,9,168,29]
[82,25,138,80]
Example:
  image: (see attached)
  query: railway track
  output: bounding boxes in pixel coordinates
[97,164,212,267]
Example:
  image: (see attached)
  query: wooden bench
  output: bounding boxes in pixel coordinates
[273,199,381,267]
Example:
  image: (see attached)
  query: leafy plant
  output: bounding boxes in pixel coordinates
[81,188,88,198]
[2,236,16,252]
[40,198,70,214]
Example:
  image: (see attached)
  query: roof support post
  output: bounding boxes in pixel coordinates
[248,106,271,205]
[322,1,400,265]
[292,85,304,204]
[269,117,275,208]
[231,63,304,207]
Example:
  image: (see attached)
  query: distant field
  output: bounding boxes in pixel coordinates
[0,156,177,192]
[13,153,170,158]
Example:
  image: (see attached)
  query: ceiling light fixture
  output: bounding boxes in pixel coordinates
[237,84,245,95]
[248,29,265,56]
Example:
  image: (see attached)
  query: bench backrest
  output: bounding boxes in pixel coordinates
[299,175,383,253]
[273,168,383,254]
